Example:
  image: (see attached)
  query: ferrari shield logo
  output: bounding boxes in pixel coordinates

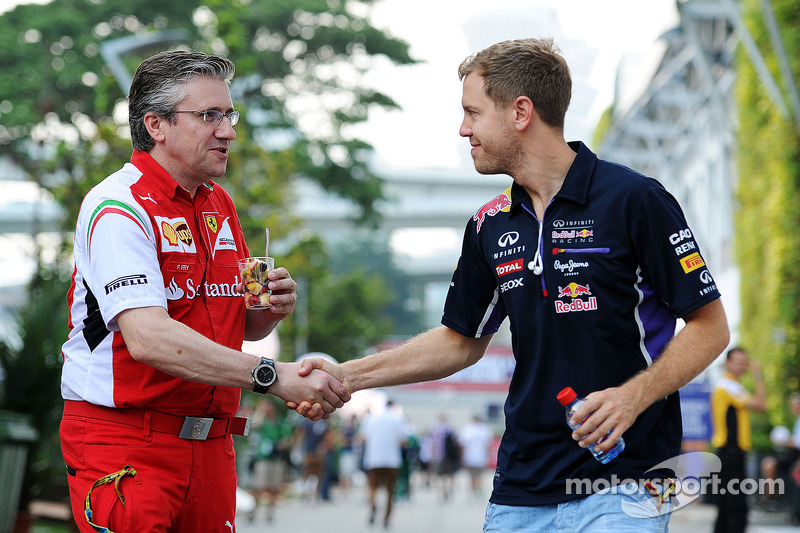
[205,215,218,233]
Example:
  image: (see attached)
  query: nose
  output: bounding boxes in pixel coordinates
[459,117,471,138]
[216,118,236,141]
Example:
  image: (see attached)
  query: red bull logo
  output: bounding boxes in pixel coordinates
[555,296,598,313]
[555,282,597,313]
[557,282,591,298]
[474,187,513,232]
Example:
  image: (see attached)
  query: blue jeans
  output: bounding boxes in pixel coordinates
[483,483,671,533]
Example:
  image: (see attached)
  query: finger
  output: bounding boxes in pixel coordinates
[294,401,314,417]
[267,267,290,280]
[285,401,298,409]
[269,292,297,307]
[297,360,314,377]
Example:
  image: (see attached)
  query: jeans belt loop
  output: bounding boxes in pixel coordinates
[178,417,215,440]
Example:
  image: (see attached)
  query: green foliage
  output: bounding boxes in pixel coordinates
[0,265,72,508]
[275,232,425,362]
[735,0,800,433]
[0,0,417,235]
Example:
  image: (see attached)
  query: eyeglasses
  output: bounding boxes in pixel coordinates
[172,109,240,126]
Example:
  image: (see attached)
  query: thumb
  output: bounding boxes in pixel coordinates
[298,357,334,377]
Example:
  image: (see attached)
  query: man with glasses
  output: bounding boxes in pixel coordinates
[59,50,350,532]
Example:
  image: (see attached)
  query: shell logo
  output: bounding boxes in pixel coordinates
[161,221,178,246]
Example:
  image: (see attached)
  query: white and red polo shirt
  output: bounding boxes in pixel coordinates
[61,150,250,418]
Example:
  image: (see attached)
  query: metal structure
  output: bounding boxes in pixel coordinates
[598,0,797,283]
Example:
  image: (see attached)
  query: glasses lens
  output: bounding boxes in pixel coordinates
[203,110,224,124]
[228,111,240,126]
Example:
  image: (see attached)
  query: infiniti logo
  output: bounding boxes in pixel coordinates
[699,270,713,284]
[553,220,566,228]
[498,231,519,247]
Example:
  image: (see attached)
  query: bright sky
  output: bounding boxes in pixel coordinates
[357,0,678,171]
[0,0,678,172]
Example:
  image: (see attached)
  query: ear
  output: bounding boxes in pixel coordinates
[143,112,167,143]
[512,96,535,131]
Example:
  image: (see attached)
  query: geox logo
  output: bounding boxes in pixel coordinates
[105,274,148,294]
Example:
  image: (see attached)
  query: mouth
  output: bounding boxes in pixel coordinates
[212,147,229,155]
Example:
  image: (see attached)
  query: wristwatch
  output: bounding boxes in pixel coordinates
[251,357,277,394]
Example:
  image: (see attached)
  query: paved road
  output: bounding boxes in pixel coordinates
[234,471,800,533]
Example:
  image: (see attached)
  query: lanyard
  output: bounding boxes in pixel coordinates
[84,464,138,533]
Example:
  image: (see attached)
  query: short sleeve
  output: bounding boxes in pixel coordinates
[631,184,721,318]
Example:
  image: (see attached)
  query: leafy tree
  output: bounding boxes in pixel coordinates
[275,232,426,362]
[736,0,800,434]
[0,265,72,509]
[0,0,416,242]
[0,0,420,512]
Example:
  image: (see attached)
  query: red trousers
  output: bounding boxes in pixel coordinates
[60,403,238,533]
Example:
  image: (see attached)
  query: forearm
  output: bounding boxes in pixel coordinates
[118,306,258,389]
[341,326,491,393]
[243,309,280,341]
[118,306,349,413]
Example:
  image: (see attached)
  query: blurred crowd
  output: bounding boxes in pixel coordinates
[233,397,496,526]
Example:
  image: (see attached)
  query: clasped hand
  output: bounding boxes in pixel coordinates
[568,386,639,453]
[283,357,347,419]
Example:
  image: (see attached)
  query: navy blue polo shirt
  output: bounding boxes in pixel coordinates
[442,141,721,506]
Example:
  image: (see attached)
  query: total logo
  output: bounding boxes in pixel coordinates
[555,282,598,313]
[496,258,524,277]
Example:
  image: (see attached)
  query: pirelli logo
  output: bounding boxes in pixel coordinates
[680,252,705,274]
[105,274,148,294]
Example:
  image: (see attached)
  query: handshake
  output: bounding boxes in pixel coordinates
[270,357,351,421]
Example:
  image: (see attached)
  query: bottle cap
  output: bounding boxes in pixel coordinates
[557,387,577,405]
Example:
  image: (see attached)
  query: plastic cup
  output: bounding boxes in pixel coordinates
[238,257,274,309]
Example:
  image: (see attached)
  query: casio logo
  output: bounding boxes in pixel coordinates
[498,231,519,247]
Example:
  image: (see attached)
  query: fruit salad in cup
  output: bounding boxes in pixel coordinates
[239,257,274,309]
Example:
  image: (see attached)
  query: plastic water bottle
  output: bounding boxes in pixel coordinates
[557,386,624,464]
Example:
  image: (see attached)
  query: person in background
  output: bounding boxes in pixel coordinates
[294,37,729,532]
[298,418,329,501]
[250,398,295,523]
[710,347,766,533]
[359,400,408,528]
[459,414,494,497]
[58,50,349,533]
[337,413,361,498]
[760,393,800,511]
[430,413,458,503]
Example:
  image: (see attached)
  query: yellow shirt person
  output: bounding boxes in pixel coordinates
[711,370,754,451]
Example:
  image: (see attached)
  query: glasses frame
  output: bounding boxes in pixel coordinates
[172,109,240,126]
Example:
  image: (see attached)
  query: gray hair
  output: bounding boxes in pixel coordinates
[128,50,235,152]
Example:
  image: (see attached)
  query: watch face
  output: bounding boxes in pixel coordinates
[256,364,276,386]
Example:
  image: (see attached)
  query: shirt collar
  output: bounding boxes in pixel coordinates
[509,140,597,216]
[131,150,215,201]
